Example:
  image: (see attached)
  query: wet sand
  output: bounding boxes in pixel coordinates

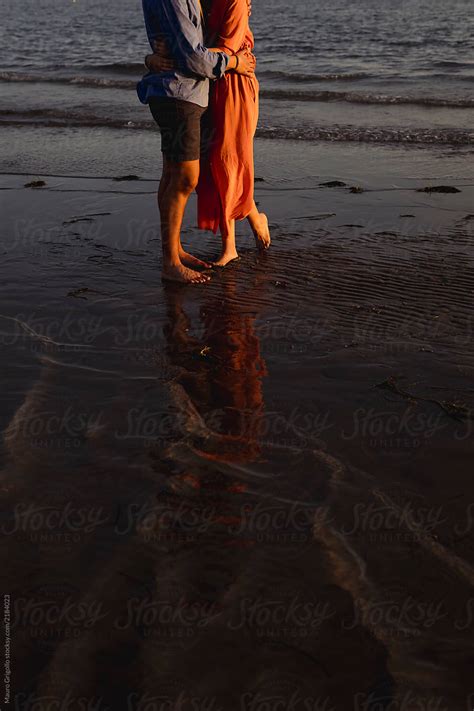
[1,169,474,709]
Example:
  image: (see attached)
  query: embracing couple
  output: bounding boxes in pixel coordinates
[137,0,271,284]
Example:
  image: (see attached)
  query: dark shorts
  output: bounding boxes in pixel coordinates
[149,97,206,163]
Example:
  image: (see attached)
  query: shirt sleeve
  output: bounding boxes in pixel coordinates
[148,0,229,80]
[215,0,249,54]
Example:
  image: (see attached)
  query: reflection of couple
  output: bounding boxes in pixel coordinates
[163,277,267,461]
[138,0,271,284]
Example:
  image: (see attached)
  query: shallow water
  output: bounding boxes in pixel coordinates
[1,0,474,147]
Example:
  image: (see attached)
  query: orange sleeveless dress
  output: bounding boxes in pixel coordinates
[197,0,259,234]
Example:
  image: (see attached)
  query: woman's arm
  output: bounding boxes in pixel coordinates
[214,0,251,55]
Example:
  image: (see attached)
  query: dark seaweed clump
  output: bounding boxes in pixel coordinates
[416,185,461,194]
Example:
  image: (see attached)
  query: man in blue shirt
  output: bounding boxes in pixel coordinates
[138,0,256,284]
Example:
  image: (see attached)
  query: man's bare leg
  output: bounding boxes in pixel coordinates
[247,202,271,250]
[159,159,210,284]
[159,158,211,272]
[213,216,239,267]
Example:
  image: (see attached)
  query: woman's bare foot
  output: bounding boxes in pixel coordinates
[252,212,271,250]
[212,248,240,267]
[162,263,211,284]
[179,250,212,270]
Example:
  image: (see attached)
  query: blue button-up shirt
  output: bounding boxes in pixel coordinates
[137,0,229,108]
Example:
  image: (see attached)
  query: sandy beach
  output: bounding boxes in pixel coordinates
[1,140,474,708]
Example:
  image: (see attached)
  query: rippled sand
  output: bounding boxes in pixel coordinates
[1,170,474,709]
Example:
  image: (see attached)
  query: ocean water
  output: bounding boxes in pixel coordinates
[1,0,474,147]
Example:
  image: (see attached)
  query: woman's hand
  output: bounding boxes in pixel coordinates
[145,53,176,73]
[145,38,176,73]
[144,37,176,73]
[153,37,172,58]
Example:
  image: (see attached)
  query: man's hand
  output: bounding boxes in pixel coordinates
[233,49,256,76]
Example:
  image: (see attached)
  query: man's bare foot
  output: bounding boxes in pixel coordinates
[162,263,211,284]
[252,213,271,250]
[212,248,240,267]
[179,250,212,270]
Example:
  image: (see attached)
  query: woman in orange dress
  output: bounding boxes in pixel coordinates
[197,0,271,265]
